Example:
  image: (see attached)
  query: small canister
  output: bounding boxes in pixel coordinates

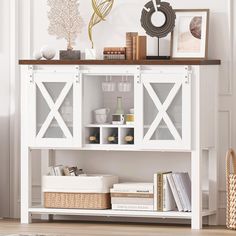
[126,114,134,125]
[112,114,125,125]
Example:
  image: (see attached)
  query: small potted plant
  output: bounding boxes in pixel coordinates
[48,0,84,60]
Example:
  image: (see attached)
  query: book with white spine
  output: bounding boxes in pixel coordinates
[48,166,56,176]
[112,204,154,211]
[111,192,153,198]
[54,165,64,176]
[163,173,176,211]
[172,173,188,212]
[179,173,191,211]
[111,197,154,205]
[112,183,154,193]
[167,173,184,212]
[110,188,153,194]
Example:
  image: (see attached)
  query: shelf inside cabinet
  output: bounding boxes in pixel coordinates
[85,124,134,128]
[84,124,135,147]
[85,127,101,145]
[83,73,135,148]
[102,127,119,145]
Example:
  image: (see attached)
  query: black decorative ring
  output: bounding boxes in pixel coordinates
[141,0,176,38]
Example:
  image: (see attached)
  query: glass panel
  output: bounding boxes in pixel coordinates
[43,82,66,103]
[36,82,74,139]
[83,75,134,125]
[143,85,158,137]
[59,87,73,135]
[167,85,182,138]
[151,119,174,140]
[43,118,65,138]
[143,82,181,141]
[150,83,174,104]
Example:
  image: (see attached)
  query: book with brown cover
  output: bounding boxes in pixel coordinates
[136,36,147,60]
[132,36,137,60]
[126,32,138,60]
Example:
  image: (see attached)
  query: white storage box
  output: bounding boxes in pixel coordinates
[42,175,118,193]
[42,175,118,209]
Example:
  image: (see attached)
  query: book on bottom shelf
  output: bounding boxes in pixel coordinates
[111,192,153,198]
[172,173,191,212]
[112,182,154,193]
[154,172,176,212]
[111,182,154,211]
[166,173,184,212]
[166,172,191,212]
[111,197,153,205]
[48,165,64,176]
[112,204,154,211]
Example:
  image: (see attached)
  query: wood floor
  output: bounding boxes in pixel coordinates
[0,219,235,236]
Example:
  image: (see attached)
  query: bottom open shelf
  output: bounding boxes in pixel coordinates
[29,207,216,220]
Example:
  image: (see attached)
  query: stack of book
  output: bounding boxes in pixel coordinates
[126,32,147,60]
[154,172,191,212]
[110,182,154,211]
[48,165,64,176]
[103,47,126,60]
[48,165,84,176]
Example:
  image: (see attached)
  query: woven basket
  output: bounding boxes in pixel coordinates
[44,192,111,209]
[226,149,236,230]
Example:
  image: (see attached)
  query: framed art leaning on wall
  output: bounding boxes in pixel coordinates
[171,9,209,59]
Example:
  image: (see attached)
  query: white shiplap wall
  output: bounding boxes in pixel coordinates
[14,0,235,225]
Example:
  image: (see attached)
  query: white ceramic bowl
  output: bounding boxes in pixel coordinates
[95,114,107,124]
[94,108,110,115]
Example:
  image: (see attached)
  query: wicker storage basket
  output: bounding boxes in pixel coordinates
[226,149,236,230]
[44,192,111,209]
[42,175,118,209]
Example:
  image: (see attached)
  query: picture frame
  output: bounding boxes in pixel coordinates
[171,9,209,59]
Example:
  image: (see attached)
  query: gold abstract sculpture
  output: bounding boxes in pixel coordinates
[48,0,84,50]
[88,0,115,48]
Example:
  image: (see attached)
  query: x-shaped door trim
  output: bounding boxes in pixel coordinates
[143,81,182,142]
[36,81,73,139]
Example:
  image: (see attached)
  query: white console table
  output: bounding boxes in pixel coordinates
[19,59,220,229]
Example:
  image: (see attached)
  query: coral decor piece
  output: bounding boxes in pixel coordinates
[48,0,84,51]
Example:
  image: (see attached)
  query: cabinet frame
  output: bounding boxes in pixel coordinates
[137,69,191,150]
[27,66,82,148]
[20,64,219,230]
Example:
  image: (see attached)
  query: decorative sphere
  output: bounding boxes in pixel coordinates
[33,50,43,60]
[40,45,56,60]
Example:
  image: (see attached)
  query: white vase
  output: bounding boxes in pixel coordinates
[84,48,96,60]
[40,45,56,60]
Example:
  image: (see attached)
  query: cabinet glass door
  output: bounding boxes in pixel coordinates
[139,73,191,150]
[29,71,81,148]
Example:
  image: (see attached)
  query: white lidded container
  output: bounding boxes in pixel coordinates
[42,175,118,209]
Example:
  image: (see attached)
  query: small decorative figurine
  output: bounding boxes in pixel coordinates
[48,0,84,60]
[141,0,176,59]
[86,0,114,59]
